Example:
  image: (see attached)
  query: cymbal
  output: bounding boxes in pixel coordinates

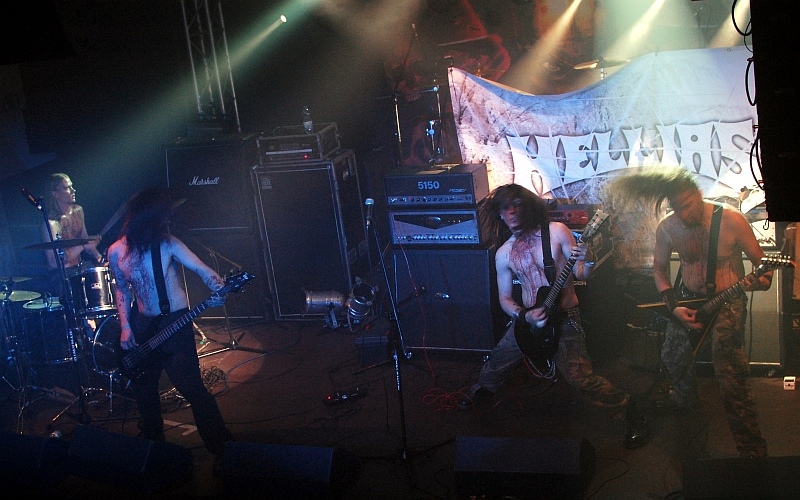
[23,237,100,251]
[1,276,31,283]
[4,290,41,302]
[573,57,629,70]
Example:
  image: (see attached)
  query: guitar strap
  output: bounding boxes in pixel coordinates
[705,204,724,297]
[151,240,170,317]
[541,223,556,285]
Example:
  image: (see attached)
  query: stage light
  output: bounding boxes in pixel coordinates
[280,15,287,23]
[346,282,377,322]
[304,290,346,328]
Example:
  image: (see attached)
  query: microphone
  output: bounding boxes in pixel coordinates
[21,188,42,208]
[364,198,375,231]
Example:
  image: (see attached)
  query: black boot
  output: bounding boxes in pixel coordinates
[624,397,649,449]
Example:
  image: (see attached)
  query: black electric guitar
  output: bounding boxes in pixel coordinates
[117,271,255,382]
[686,255,794,355]
[514,210,609,374]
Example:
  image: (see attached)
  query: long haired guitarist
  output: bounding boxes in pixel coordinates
[107,186,233,462]
[458,184,649,450]
[610,168,772,459]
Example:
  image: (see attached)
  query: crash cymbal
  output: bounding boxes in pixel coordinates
[5,290,41,302]
[1,276,31,283]
[24,237,100,251]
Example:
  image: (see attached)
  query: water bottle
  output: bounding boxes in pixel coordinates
[302,106,313,134]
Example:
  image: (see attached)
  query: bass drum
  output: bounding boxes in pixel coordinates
[90,315,122,376]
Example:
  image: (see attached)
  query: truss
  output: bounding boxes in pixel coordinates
[180,0,241,133]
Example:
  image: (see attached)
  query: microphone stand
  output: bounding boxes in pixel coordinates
[21,191,92,430]
[183,233,268,359]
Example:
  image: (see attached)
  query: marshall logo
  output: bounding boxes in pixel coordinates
[188,176,220,186]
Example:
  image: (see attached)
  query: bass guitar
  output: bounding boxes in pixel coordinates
[117,271,255,382]
[514,210,609,375]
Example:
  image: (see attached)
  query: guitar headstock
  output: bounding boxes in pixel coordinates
[220,271,256,294]
[578,210,609,243]
[759,254,795,273]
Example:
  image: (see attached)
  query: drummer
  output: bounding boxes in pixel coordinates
[40,173,105,295]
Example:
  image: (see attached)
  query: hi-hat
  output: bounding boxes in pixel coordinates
[24,237,100,251]
[1,276,31,283]
[4,290,41,302]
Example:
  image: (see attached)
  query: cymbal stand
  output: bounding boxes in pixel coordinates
[1,282,25,392]
[185,234,268,359]
[26,195,92,429]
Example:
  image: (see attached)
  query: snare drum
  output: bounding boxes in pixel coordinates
[69,267,117,318]
[22,298,75,365]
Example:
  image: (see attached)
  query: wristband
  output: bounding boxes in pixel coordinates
[659,288,678,312]
[121,324,132,330]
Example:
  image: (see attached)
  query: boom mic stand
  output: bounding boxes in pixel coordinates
[21,189,92,430]
[182,231,267,359]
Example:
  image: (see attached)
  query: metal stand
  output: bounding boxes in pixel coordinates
[22,191,93,430]
[186,235,268,359]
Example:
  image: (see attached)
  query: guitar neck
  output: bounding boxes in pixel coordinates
[542,232,590,310]
[145,302,209,351]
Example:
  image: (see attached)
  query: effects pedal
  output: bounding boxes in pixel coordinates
[324,386,366,405]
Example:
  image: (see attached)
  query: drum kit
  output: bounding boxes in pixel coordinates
[1,238,127,425]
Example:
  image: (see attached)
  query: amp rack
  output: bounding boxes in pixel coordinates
[389,209,487,246]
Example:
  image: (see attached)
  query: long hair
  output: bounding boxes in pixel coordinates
[46,173,72,219]
[119,186,174,254]
[478,183,550,250]
[606,167,699,214]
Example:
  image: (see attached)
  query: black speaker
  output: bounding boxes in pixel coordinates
[0,431,70,492]
[165,134,259,230]
[453,436,595,499]
[251,150,369,320]
[222,441,361,499]
[683,456,800,499]
[751,1,800,222]
[67,425,193,494]
[178,227,267,319]
[392,247,498,352]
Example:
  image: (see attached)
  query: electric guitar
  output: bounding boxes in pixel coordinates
[117,271,255,382]
[691,254,793,326]
[514,210,609,374]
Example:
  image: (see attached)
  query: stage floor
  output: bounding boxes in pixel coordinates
[3,314,800,499]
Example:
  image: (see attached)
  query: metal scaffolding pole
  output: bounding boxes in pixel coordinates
[180,0,241,133]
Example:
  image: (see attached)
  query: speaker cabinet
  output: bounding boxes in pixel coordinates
[222,441,361,499]
[252,150,369,320]
[0,431,70,492]
[165,134,259,231]
[67,425,193,494]
[751,1,800,221]
[453,436,595,499]
[178,228,268,319]
[683,456,800,499]
[392,248,497,352]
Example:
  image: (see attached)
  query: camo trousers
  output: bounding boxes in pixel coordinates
[661,295,768,457]
[474,307,629,415]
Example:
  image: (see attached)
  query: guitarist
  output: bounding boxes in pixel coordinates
[610,168,771,459]
[458,184,649,450]
[107,187,234,465]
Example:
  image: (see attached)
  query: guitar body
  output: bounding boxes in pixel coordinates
[115,315,169,383]
[514,286,562,372]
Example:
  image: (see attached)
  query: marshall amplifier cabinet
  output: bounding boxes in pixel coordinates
[389,209,486,246]
[257,123,340,164]
[384,163,489,207]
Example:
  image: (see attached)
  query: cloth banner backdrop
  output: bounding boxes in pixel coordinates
[448,46,763,268]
